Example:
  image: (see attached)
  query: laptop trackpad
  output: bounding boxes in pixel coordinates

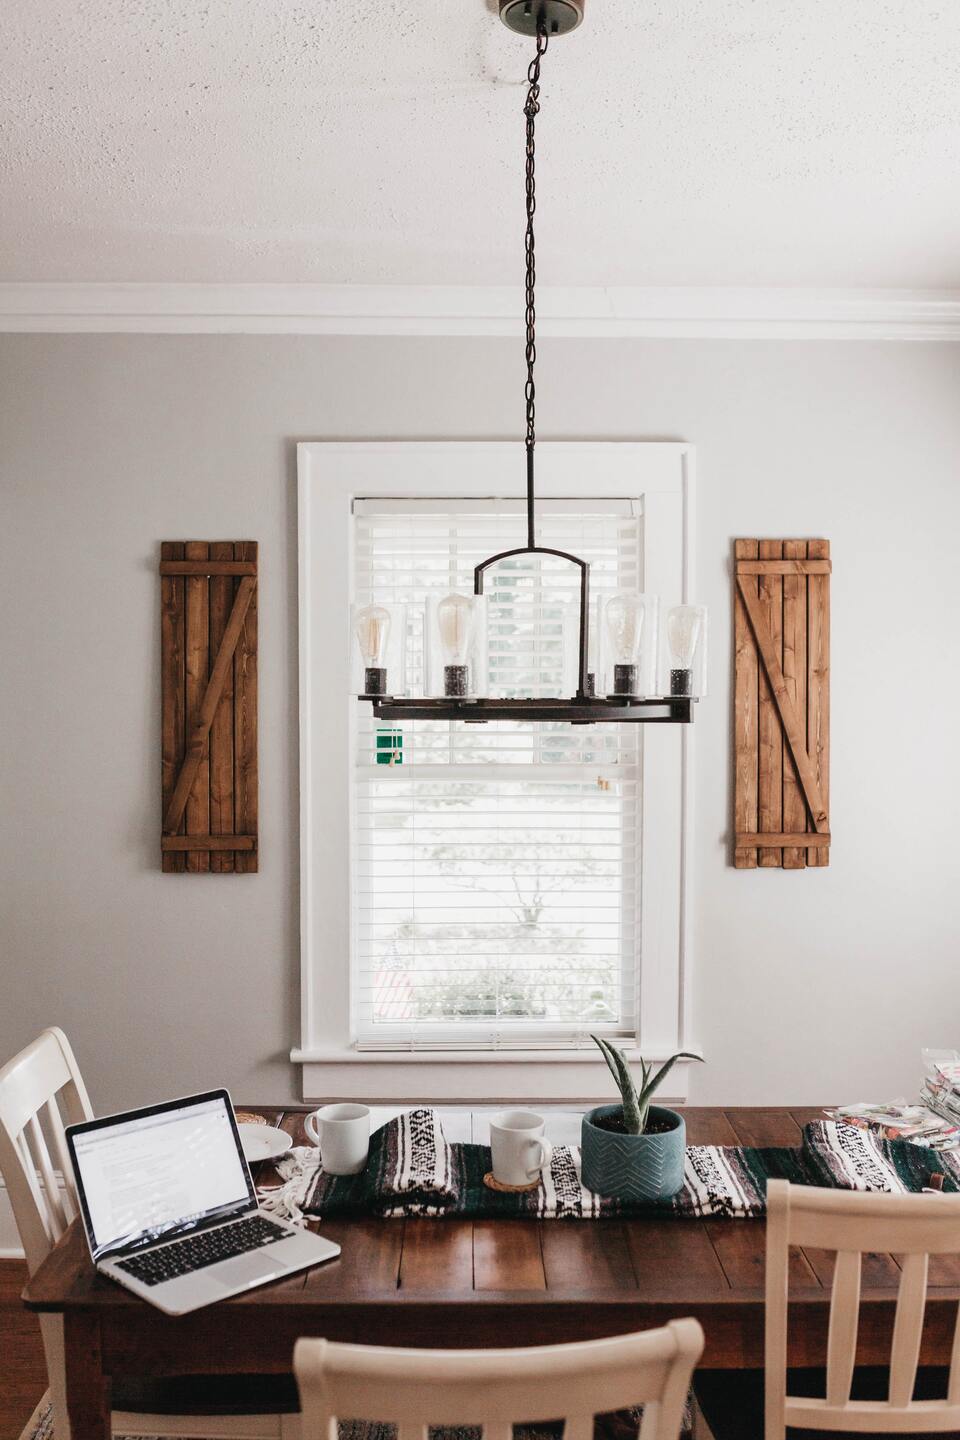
[212,1253,283,1288]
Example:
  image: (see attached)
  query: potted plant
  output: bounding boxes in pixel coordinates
[580,1036,701,1201]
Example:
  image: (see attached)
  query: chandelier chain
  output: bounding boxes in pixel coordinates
[524,23,548,480]
[526,22,546,550]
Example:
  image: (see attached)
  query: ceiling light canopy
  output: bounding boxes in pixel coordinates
[499,0,584,38]
[357,2,706,726]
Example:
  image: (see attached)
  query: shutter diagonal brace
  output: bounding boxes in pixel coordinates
[163,575,257,835]
[736,575,829,833]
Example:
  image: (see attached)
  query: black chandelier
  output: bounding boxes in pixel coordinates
[357,0,706,726]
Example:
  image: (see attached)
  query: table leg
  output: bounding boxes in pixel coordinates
[63,1311,111,1440]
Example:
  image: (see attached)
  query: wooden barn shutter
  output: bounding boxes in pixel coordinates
[734,538,830,869]
[160,541,258,872]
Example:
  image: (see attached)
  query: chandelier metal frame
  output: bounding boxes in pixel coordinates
[364,4,696,727]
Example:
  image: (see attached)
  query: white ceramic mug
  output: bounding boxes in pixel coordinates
[489,1109,554,1187]
[305,1103,371,1175]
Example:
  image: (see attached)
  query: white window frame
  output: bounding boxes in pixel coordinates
[294,441,700,1103]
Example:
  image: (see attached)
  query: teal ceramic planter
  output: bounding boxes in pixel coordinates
[580,1104,686,1201]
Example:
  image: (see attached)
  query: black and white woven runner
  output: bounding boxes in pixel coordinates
[258,1109,960,1225]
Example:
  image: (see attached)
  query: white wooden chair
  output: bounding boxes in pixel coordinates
[696,1177,960,1439]
[766,1178,960,1436]
[0,1027,298,1440]
[294,1320,704,1440]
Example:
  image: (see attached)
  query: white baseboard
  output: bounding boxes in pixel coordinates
[1,1179,25,1255]
[0,1175,70,1260]
[0,1233,25,1258]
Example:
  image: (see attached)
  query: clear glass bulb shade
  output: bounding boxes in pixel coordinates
[666,605,703,666]
[354,604,391,666]
[604,591,645,664]
[436,592,476,665]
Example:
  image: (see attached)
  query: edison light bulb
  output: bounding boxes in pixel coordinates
[437,592,475,697]
[666,605,703,697]
[355,604,391,697]
[605,592,644,696]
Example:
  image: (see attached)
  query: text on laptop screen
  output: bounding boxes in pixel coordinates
[72,1096,251,1258]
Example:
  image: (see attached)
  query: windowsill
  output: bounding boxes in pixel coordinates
[290,1046,702,1105]
[291,1046,703,1064]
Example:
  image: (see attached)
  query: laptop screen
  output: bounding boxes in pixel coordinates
[68,1091,255,1261]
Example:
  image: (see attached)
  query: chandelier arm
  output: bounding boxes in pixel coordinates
[474,545,590,700]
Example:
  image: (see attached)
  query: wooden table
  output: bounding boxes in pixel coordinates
[22,1107,960,1440]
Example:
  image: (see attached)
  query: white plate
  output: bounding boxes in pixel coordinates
[237,1123,292,1163]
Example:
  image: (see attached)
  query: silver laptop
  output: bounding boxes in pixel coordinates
[66,1089,339,1315]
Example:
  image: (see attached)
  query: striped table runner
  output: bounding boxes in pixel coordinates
[259,1108,960,1225]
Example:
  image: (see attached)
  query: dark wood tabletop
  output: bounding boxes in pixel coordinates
[22,1106,960,1440]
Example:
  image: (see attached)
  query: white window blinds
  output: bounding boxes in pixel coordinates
[352,499,643,1050]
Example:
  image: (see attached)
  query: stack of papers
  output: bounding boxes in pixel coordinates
[824,1103,960,1151]
[826,1051,960,1151]
[920,1058,960,1138]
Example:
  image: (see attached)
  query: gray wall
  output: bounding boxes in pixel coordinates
[3,334,959,1112]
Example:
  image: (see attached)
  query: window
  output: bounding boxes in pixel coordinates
[352,501,642,1049]
[296,442,696,1102]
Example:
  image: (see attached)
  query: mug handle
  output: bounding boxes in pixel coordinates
[304,1111,320,1146]
[527,1137,553,1178]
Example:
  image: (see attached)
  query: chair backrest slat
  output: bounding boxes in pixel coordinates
[889,1252,929,1408]
[767,1179,960,1439]
[480,1424,512,1440]
[764,1180,791,1440]
[44,1097,77,1223]
[295,1322,703,1440]
[395,1426,428,1440]
[26,1113,68,1240]
[0,1029,93,1274]
[825,1249,861,1406]
[947,1305,960,1405]
[15,1129,53,1248]
[637,1402,661,1440]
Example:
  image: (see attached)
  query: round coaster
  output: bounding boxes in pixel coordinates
[483,1170,540,1194]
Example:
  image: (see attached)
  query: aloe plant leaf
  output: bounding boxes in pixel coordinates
[621,1084,642,1134]
[637,1051,703,1109]
[590,1035,641,1133]
[592,1031,630,1094]
[614,1048,641,1134]
[591,1034,626,1090]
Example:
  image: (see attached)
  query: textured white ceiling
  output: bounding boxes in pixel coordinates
[3,0,960,286]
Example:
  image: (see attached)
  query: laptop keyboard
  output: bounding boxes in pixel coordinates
[116,1216,291,1287]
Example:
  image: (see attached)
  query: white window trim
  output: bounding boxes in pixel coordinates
[294,441,700,1103]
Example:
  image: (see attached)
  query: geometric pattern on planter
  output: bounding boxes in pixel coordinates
[580,1108,687,1201]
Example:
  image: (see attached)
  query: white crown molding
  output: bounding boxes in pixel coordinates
[1,283,960,339]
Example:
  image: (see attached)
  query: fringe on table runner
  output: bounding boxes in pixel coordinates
[258,1145,324,1224]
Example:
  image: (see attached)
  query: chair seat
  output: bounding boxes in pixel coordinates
[114,1373,300,1416]
[693,1366,950,1440]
